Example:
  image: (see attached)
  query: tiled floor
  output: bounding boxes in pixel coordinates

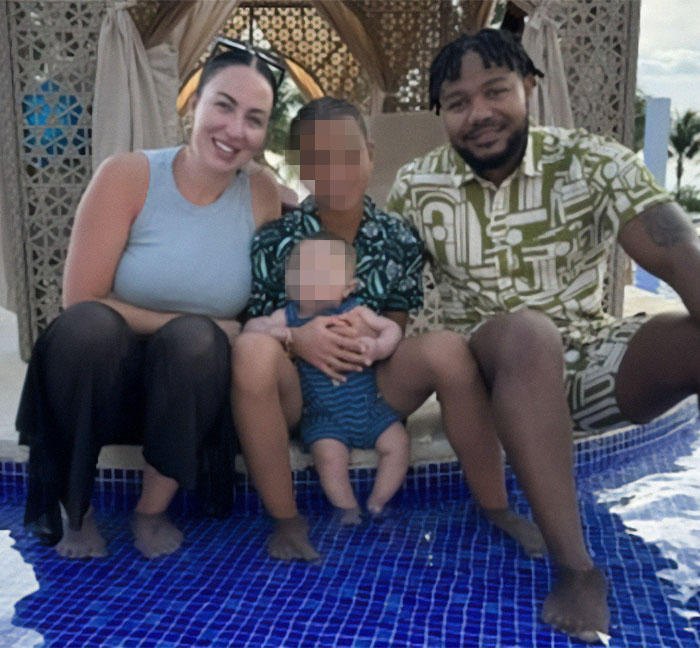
[1,415,700,647]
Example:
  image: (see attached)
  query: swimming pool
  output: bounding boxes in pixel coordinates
[0,399,699,647]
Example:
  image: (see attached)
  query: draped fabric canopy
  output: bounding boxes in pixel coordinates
[92,1,239,168]
[512,0,574,128]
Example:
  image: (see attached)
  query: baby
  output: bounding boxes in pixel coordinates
[244,232,410,524]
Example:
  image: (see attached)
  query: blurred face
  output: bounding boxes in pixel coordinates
[286,239,354,314]
[439,51,534,178]
[191,64,273,174]
[295,118,373,212]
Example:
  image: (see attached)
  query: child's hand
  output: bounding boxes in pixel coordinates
[358,336,379,366]
[336,308,374,338]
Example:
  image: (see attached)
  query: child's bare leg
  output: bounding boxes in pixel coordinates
[312,439,361,525]
[367,422,409,514]
[233,334,319,561]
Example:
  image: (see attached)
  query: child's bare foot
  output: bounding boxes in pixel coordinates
[131,512,183,559]
[56,507,107,559]
[268,515,320,561]
[483,507,546,557]
[542,566,609,643]
[334,506,362,526]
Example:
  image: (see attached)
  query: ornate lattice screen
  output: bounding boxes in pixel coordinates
[5,0,107,359]
[221,1,372,110]
[551,0,640,148]
[554,0,641,319]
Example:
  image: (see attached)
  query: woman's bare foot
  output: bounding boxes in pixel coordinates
[131,512,183,559]
[542,566,610,643]
[56,507,107,559]
[483,507,546,557]
[334,506,362,526]
[268,515,321,561]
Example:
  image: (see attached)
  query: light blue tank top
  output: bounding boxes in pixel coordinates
[113,147,255,319]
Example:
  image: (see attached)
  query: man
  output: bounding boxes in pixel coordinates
[387,28,700,643]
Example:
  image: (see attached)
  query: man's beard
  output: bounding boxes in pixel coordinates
[453,119,529,174]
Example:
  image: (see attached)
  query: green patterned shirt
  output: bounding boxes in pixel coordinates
[387,127,672,344]
[246,195,425,318]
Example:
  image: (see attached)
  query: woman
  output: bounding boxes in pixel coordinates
[16,46,282,559]
[233,97,544,561]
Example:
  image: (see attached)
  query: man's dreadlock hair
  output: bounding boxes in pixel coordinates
[429,28,544,115]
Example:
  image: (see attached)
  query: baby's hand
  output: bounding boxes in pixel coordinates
[337,308,374,338]
[358,336,379,366]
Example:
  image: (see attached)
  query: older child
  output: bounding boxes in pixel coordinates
[245,232,409,524]
[233,97,544,562]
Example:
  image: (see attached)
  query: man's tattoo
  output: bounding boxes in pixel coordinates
[641,209,694,248]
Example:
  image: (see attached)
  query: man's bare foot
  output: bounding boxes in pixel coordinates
[56,507,107,559]
[542,566,610,643]
[268,515,321,561]
[334,506,362,526]
[131,512,183,559]
[483,507,546,557]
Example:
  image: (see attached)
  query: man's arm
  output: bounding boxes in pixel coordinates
[618,201,700,320]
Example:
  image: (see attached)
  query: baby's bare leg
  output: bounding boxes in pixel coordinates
[312,439,361,524]
[367,422,410,514]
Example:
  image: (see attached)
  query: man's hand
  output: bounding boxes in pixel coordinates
[292,316,365,382]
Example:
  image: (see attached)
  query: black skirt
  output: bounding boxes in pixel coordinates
[16,301,239,545]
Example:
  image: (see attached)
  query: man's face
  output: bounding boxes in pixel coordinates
[439,51,534,176]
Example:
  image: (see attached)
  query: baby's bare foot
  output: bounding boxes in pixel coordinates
[484,507,546,557]
[334,506,362,526]
[56,507,107,559]
[131,512,183,559]
[542,566,610,643]
[268,515,320,561]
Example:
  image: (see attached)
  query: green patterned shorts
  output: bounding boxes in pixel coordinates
[564,314,650,431]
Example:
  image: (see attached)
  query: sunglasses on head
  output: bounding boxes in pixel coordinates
[209,36,286,91]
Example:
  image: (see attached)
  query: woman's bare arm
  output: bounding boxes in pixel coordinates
[63,152,187,334]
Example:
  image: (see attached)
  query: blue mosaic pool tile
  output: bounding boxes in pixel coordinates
[0,405,699,646]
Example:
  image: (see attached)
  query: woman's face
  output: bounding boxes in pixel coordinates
[297,117,373,213]
[191,64,274,174]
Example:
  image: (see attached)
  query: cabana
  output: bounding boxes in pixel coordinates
[1,0,641,363]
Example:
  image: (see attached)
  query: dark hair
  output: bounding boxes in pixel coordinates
[196,50,280,105]
[288,97,368,151]
[286,231,357,277]
[429,28,544,114]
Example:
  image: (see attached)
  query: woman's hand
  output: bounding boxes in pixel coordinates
[292,316,365,382]
[212,318,242,346]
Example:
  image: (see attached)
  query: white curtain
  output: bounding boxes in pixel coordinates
[92,1,239,169]
[513,0,574,128]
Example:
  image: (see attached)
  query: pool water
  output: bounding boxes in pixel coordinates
[1,407,700,647]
